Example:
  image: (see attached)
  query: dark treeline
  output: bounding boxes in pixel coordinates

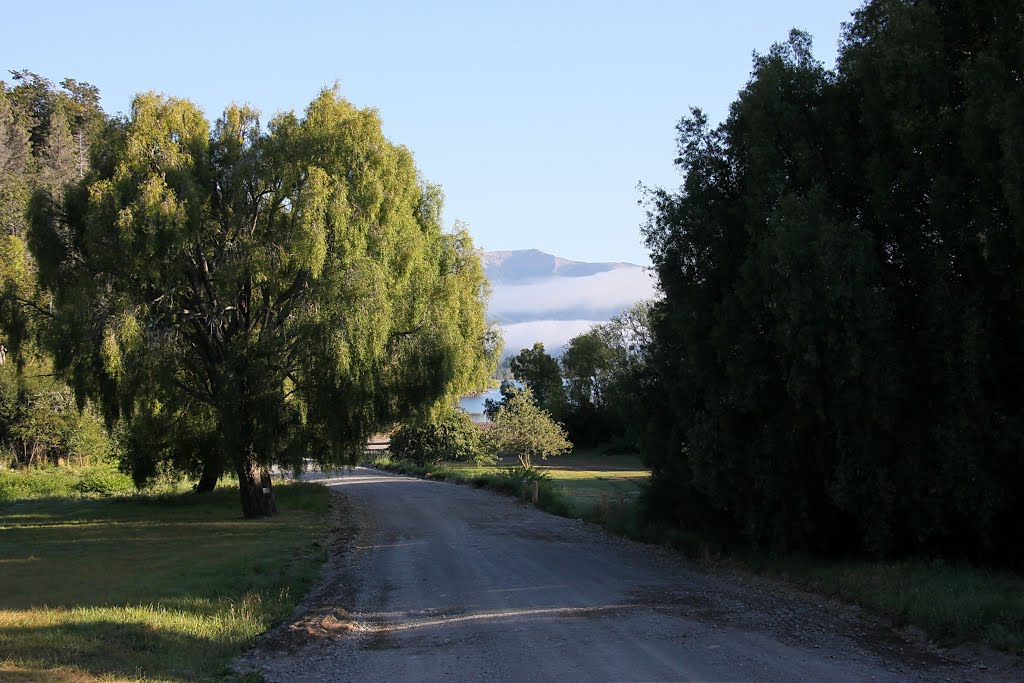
[0,72,112,467]
[641,0,1024,566]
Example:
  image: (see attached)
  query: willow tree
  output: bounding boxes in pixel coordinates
[30,87,496,516]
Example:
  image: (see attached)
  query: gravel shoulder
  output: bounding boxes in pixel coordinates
[236,467,1020,682]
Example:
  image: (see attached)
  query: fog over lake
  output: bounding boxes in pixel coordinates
[483,250,656,356]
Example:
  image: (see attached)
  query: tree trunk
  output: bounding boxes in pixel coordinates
[195,457,220,493]
[236,454,278,518]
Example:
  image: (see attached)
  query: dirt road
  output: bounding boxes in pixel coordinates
[238,468,1014,682]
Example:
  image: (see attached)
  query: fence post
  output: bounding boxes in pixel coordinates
[531,480,539,504]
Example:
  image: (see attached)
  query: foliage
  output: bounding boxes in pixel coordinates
[482,378,520,421]
[29,86,496,516]
[73,465,135,496]
[560,301,655,446]
[0,463,133,503]
[0,360,113,468]
[0,73,113,471]
[485,386,571,468]
[390,406,485,465]
[508,342,566,417]
[642,2,1024,564]
[498,464,552,483]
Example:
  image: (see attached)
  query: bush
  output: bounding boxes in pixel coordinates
[74,467,135,496]
[0,464,135,503]
[498,465,552,483]
[390,408,485,465]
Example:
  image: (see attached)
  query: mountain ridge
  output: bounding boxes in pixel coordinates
[481,249,641,284]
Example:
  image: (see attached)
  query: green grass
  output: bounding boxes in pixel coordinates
[370,449,650,528]
[371,449,1024,655]
[0,464,138,503]
[755,556,1024,654]
[0,477,330,682]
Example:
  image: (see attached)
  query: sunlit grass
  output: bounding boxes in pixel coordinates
[0,481,330,681]
[371,449,651,529]
[427,449,651,509]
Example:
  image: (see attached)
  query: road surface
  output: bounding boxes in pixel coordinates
[238,468,1014,682]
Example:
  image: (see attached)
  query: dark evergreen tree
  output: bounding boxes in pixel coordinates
[643,0,1024,564]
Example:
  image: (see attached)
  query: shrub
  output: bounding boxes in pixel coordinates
[0,464,135,503]
[390,408,484,465]
[74,467,135,496]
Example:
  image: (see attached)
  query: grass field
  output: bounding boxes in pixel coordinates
[533,450,649,508]
[762,556,1024,654]
[404,449,651,511]
[0,477,330,682]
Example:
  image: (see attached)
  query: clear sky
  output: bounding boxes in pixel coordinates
[1,0,860,265]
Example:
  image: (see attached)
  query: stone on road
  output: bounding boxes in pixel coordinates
[238,468,1013,682]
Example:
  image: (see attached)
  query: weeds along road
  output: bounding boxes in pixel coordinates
[239,468,1010,682]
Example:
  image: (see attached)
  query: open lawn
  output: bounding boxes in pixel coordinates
[0,479,330,682]
[533,450,649,508]
[428,449,651,510]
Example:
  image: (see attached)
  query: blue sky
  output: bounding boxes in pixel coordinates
[2,1,859,265]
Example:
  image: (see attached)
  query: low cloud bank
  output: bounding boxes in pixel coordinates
[501,319,602,357]
[489,268,656,321]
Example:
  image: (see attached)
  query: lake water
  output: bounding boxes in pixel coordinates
[458,387,503,422]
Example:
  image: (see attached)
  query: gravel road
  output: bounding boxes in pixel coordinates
[237,468,1018,682]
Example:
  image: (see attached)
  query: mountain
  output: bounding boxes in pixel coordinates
[481,249,638,284]
[482,249,656,356]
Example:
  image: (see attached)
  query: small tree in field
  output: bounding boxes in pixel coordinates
[486,386,571,468]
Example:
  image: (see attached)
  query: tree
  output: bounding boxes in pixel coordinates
[485,386,571,468]
[509,342,565,417]
[0,87,32,240]
[642,1,1024,565]
[561,301,654,446]
[0,76,113,470]
[37,104,79,198]
[30,87,496,516]
[483,379,519,422]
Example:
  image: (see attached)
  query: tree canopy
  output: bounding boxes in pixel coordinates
[0,73,112,469]
[30,87,497,515]
[508,342,565,418]
[560,301,653,446]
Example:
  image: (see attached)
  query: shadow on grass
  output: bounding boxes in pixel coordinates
[0,480,330,680]
[0,618,236,681]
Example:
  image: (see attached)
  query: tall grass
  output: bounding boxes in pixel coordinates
[0,464,135,503]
